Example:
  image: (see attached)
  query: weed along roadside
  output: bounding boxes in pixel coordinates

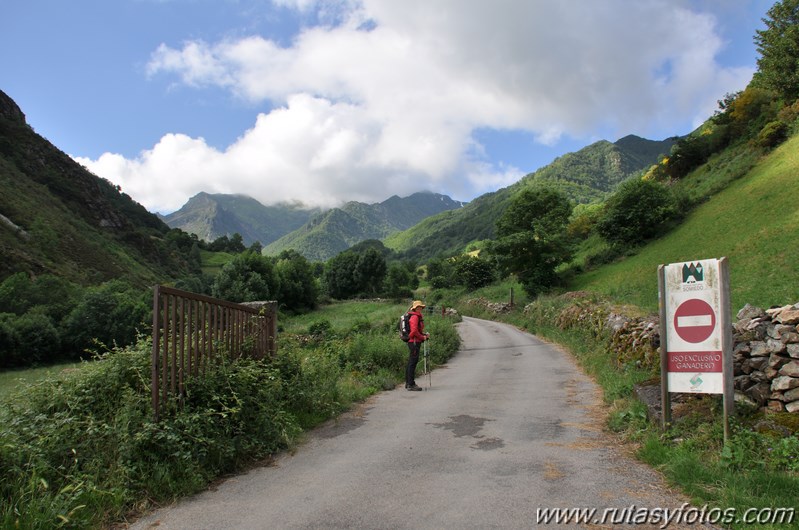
[0,299,462,529]
[456,287,799,528]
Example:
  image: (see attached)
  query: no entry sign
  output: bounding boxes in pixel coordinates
[673,298,716,343]
[658,257,733,440]
[662,259,726,393]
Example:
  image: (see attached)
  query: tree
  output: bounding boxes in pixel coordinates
[207,234,231,252]
[383,262,418,299]
[211,251,280,303]
[0,273,79,320]
[275,250,318,312]
[324,251,362,299]
[596,178,679,248]
[62,280,150,355]
[228,233,246,253]
[567,202,604,239]
[453,255,495,290]
[11,311,61,365]
[425,257,455,289]
[249,241,264,254]
[323,248,388,299]
[754,0,799,102]
[489,187,573,298]
[356,248,387,297]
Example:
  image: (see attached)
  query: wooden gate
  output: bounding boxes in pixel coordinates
[151,285,277,419]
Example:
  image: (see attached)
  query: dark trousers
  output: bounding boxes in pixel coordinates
[406,341,421,386]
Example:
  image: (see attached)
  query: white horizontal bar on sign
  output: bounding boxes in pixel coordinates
[677,315,712,327]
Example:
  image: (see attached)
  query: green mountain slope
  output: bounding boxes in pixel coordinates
[386,135,676,261]
[163,192,319,246]
[0,90,190,285]
[569,134,799,312]
[264,192,464,261]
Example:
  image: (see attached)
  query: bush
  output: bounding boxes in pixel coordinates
[596,178,680,248]
[453,256,495,290]
[754,120,789,149]
[0,340,301,528]
[0,311,61,368]
[61,280,149,356]
[0,302,465,528]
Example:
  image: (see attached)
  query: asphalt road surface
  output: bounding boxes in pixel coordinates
[128,316,702,529]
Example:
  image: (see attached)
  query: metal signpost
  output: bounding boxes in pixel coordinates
[658,258,734,442]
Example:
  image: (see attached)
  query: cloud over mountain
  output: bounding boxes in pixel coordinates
[76,0,754,213]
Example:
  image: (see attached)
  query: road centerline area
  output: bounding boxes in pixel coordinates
[130,316,707,530]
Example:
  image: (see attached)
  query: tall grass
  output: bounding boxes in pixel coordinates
[0,300,461,529]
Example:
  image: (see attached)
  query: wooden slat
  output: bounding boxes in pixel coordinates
[151,285,277,420]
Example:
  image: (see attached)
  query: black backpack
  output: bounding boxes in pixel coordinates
[398,312,412,342]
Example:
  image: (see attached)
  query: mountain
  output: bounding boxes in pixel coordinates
[0,89,190,285]
[523,134,678,202]
[163,192,320,246]
[263,192,465,261]
[384,135,677,261]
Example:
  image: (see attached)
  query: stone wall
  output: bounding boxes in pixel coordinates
[732,303,799,413]
[526,294,799,414]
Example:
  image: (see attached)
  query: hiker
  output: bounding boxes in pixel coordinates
[405,300,430,391]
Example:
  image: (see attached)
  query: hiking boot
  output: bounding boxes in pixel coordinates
[406,384,423,391]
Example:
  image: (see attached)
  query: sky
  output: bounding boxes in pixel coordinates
[1,0,772,214]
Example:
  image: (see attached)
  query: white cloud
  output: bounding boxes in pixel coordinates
[84,0,755,212]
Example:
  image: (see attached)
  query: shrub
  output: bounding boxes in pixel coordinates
[0,311,61,368]
[0,340,301,528]
[61,280,149,356]
[453,256,495,290]
[754,120,789,149]
[596,178,680,248]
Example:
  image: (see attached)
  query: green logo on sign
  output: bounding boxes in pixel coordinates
[690,374,703,387]
[682,263,704,284]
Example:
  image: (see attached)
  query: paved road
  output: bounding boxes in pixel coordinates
[129,317,699,529]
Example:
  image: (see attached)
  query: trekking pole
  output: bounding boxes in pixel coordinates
[424,339,431,389]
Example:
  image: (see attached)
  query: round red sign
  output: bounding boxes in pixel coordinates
[673,299,716,343]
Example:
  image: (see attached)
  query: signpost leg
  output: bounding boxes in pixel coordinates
[719,257,734,444]
[657,265,672,431]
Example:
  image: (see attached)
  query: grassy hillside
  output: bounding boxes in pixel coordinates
[0,90,191,286]
[384,188,513,260]
[568,134,799,313]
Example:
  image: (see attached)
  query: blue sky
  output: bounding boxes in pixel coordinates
[1,0,771,214]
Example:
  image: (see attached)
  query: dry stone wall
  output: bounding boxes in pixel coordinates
[733,303,799,413]
[528,294,799,414]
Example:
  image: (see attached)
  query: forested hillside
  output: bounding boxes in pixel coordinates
[385,135,675,261]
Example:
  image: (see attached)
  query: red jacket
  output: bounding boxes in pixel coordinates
[408,310,427,343]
